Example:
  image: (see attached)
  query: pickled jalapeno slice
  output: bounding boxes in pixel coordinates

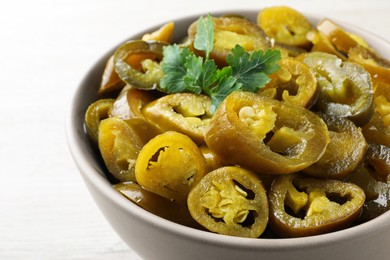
[301,51,374,126]
[204,91,329,174]
[85,99,115,143]
[135,131,206,205]
[142,93,212,144]
[261,58,318,108]
[187,166,269,238]
[269,174,365,237]
[114,40,166,90]
[303,113,367,179]
[188,15,271,67]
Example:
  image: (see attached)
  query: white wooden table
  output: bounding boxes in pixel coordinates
[1,0,390,259]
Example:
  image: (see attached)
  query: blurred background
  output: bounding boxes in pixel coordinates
[1,0,389,259]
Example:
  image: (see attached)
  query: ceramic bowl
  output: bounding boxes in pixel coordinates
[66,10,390,260]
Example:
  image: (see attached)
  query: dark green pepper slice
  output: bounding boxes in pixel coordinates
[114,182,201,228]
[366,143,390,182]
[301,51,374,126]
[269,174,365,237]
[187,166,269,238]
[362,112,390,147]
[114,40,166,90]
[347,165,390,223]
[303,113,367,179]
[84,99,115,143]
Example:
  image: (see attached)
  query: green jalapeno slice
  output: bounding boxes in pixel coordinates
[257,6,314,49]
[269,174,365,237]
[98,117,144,182]
[187,166,269,238]
[188,16,271,67]
[303,113,367,179]
[301,51,374,126]
[135,131,206,205]
[204,91,329,174]
[109,85,158,120]
[84,99,115,143]
[366,143,390,182]
[261,58,318,108]
[114,182,201,228]
[114,40,166,90]
[142,93,212,145]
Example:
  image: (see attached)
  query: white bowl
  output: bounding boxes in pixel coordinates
[66,10,390,260]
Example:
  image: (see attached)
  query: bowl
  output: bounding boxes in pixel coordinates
[66,9,390,260]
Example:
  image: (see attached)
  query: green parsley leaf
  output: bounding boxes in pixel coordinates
[159,14,281,113]
[208,75,242,112]
[193,14,214,59]
[160,44,190,92]
[227,45,281,92]
[184,56,218,94]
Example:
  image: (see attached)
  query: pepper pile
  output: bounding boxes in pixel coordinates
[85,6,390,238]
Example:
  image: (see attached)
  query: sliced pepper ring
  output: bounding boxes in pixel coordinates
[303,113,367,179]
[257,6,314,49]
[84,98,115,143]
[188,15,271,67]
[114,182,201,228]
[135,131,206,205]
[301,51,374,126]
[187,166,269,238]
[269,174,365,237]
[142,93,212,145]
[205,91,330,174]
[261,58,318,108]
[114,40,166,90]
[98,117,144,182]
[366,143,390,182]
[109,85,158,120]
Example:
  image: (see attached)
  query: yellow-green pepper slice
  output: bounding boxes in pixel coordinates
[114,40,166,90]
[205,91,329,174]
[199,145,229,173]
[109,85,158,120]
[84,99,115,143]
[362,112,390,147]
[257,6,314,49]
[135,131,206,205]
[366,143,390,182]
[303,113,367,179]
[187,166,269,238]
[98,117,145,182]
[142,93,212,145]
[98,55,126,95]
[301,51,374,126]
[114,182,201,228]
[260,58,318,108]
[347,166,390,223]
[188,15,271,67]
[269,174,365,237]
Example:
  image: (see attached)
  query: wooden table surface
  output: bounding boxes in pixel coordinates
[1,0,390,259]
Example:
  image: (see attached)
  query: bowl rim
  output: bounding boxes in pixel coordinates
[66,8,390,251]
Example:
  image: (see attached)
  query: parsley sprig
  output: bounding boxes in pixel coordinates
[160,14,281,112]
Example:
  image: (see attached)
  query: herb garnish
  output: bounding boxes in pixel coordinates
[160,14,281,112]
